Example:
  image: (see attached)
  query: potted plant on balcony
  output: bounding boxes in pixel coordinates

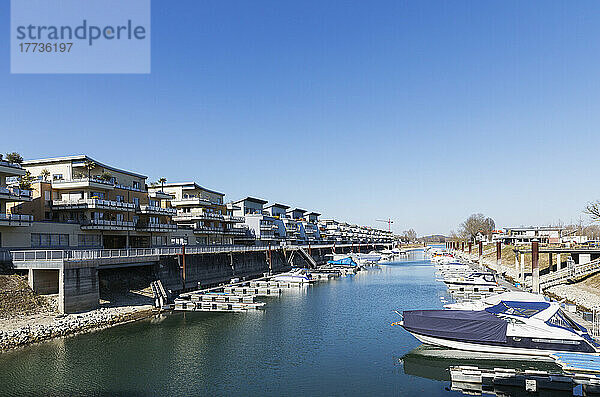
[40,168,50,182]
[83,160,96,179]
[18,171,34,190]
[99,171,113,183]
[158,177,167,192]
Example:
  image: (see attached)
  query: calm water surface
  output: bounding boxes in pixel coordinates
[0,252,563,396]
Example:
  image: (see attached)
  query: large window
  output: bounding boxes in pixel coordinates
[31,233,69,248]
[78,234,102,247]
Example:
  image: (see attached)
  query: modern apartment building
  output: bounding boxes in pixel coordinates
[231,197,278,244]
[7,155,177,249]
[151,182,244,245]
[0,159,33,247]
[263,203,290,242]
[285,208,306,244]
[302,212,321,242]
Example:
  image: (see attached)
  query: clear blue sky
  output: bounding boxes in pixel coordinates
[2,1,600,236]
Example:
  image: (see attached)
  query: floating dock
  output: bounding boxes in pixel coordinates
[171,264,355,312]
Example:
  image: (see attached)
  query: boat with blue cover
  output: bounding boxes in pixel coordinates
[327,257,358,267]
[398,300,600,356]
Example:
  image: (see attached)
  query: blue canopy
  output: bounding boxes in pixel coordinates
[327,257,358,266]
[403,310,507,343]
[485,301,550,318]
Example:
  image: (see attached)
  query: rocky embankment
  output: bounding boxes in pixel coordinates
[0,275,155,351]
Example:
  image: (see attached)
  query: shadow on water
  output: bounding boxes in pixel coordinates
[400,346,576,397]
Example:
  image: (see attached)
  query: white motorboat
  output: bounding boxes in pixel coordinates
[272,268,312,283]
[444,291,547,310]
[399,300,600,356]
[443,272,498,288]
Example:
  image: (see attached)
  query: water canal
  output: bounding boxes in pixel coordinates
[0,251,564,396]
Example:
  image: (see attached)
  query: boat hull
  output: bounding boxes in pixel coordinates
[406,329,595,357]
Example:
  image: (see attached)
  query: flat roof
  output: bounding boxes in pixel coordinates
[264,203,290,210]
[286,208,306,213]
[160,182,224,196]
[233,196,268,205]
[23,155,148,179]
[305,211,321,216]
[504,226,564,231]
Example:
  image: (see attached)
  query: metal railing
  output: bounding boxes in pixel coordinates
[0,213,33,222]
[8,242,393,264]
[52,178,145,193]
[53,198,136,211]
[138,205,177,215]
[0,186,32,199]
[81,219,135,227]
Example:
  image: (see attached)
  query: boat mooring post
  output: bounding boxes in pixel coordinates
[468,241,472,256]
[181,244,186,291]
[532,240,540,293]
[478,241,483,266]
[496,241,502,275]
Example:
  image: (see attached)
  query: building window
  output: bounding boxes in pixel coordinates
[78,234,101,247]
[133,197,140,206]
[52,174,63,180]
[132,181,140,190]
[116,195,124,202]
[31,233,69,248]
[44,191,51,201]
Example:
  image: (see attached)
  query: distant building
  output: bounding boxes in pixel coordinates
[499,227,565,245]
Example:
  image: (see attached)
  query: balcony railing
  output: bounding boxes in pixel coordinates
[223,215,245,223]
[81,219,135,229]
[137,205,177,216]
[194,226,224,234]
[224,227,247,235]
[0,186,32,200]
[52,177,145,192]
[173,212,224,221]
[0,213,33,224]
[136,223,178,232]
[52,199,137,211]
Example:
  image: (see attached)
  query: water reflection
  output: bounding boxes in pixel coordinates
[400,346,574,396]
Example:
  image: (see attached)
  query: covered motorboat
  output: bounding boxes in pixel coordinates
[399,300,600,356]
[327,257,358,267]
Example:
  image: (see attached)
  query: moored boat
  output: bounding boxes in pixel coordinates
[398,300,600,356]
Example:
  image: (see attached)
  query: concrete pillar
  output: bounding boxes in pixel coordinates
[532,241,539,294]
[496,241,502,275]
[520,252,525,282]
[28,268,60,294]
[59,264,99,313]
[579,253,591,265]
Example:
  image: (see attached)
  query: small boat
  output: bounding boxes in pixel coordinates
[443,272,498,288]
[398,300,600,356]
[327,257,359,267]
[444,291,547,310]
[272,268,312,283]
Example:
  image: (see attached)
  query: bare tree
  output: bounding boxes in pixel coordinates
[584,201,600,222]
[402,228,417,243]
[459,213,495,242]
